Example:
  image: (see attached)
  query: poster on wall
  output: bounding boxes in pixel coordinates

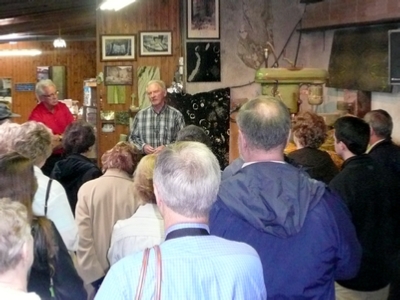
[0,78,12,103]
[36,66,49,81]
[187,0,220,39]
[186,42,221,82]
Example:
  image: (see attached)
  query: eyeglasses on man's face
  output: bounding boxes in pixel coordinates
[42,91,59,98]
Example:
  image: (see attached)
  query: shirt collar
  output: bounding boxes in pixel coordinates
[366,138,385,153]
[165,222,209,236]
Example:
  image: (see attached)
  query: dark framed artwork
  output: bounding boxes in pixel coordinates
[101,35,136,61]
[187,0,220,39]
[104,65,133,86]
[139,31,172,56]
[186,42,221,82]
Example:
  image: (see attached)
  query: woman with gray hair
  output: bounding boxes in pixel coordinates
[0,200,38,299]
[12,121,78,251]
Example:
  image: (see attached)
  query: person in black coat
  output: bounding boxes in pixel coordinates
[364,109,400,299]
[329,116,396,299]
[51,120,102,215]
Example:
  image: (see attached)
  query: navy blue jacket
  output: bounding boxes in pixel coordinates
[210,161,361,300]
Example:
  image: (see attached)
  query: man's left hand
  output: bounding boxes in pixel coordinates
[154,145,165,154]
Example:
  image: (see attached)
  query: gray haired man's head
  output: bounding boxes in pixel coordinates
[153,141,220,218]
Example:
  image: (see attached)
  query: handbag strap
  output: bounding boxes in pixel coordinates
[135,246,162,300]
[44,179,53,217]
[154,245,162,300]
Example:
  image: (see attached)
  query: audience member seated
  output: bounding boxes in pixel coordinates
[210,96,361,299]
[75,142,142,293]
[12,121,78,251]
[0,199,39,300]
[287,111,339,184]
[108,154,164,266]
[51,120,102,214]
[0,152,86,300]
[96,142,266,299]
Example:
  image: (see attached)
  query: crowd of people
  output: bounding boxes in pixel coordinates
[0,78,399,300]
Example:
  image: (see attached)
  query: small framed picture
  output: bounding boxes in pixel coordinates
[187,0,220,39]
[101,35,136,61]
[104,65,133,86]
[139,31,172,56]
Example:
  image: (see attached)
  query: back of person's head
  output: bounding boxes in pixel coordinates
[0,152,37,221]
[35,79,56,99]
[0,199,32,275]
[0,103,20,124]
[292,111,327,149]
[133,154,157,204]
[176,125,212,148]
[237,96,291,151]
[63,120,95,155]
[0,122,20,154]
[334,116,370,155]
[13,121,53,166]
[101,141,142,175]
[364,109,393,139]
[154,141,220,218]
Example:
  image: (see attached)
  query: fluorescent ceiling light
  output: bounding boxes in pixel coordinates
[0,49,42,57]
[0,33,22,41]
[100,0,136,11]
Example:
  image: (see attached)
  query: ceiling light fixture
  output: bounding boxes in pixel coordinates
[0,49,42,57]
[53,27,66,48]
[100,0,136,11]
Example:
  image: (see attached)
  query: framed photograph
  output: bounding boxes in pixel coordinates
[186,42,221,82]
[104,65,133,86]
[139,31,172,56]
[187,0,220,39]
[101,35,136,61]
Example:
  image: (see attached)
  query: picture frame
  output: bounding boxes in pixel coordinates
[104,65,133,86]
[139,31,172,56]
[187,0,220,39]
[101,35,136,61]
[186,42,221,82]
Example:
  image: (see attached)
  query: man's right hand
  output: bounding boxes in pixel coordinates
[143,144,155,154]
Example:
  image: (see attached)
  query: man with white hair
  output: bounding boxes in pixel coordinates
[96,141,266,299]
[129,80,185,154]
[210,96,362,299]
[29,79,74,176]
[0,200,39,299]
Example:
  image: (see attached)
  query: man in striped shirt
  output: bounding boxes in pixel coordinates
[129,80,185,154]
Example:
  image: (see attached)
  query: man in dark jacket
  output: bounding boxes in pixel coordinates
[330,116,395,299]
[209,96,361,300]
[364,109,400,299]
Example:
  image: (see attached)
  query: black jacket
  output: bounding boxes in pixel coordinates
[329,154,395,291]
[287,147,339,184]
[51,154,102,214]
[29,218,87,300]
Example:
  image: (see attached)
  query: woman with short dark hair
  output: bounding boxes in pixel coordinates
[51,120,102,214]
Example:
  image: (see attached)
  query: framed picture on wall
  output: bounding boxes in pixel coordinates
[187,0,220,39]
[186,42,221,82]
[139,31,172,56]
[104,65,133,85]
[101,35,136,61]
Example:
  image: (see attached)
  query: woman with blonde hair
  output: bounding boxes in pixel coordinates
[12,121,78,251]
[108,153,164,266]
[75,141,142,292]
